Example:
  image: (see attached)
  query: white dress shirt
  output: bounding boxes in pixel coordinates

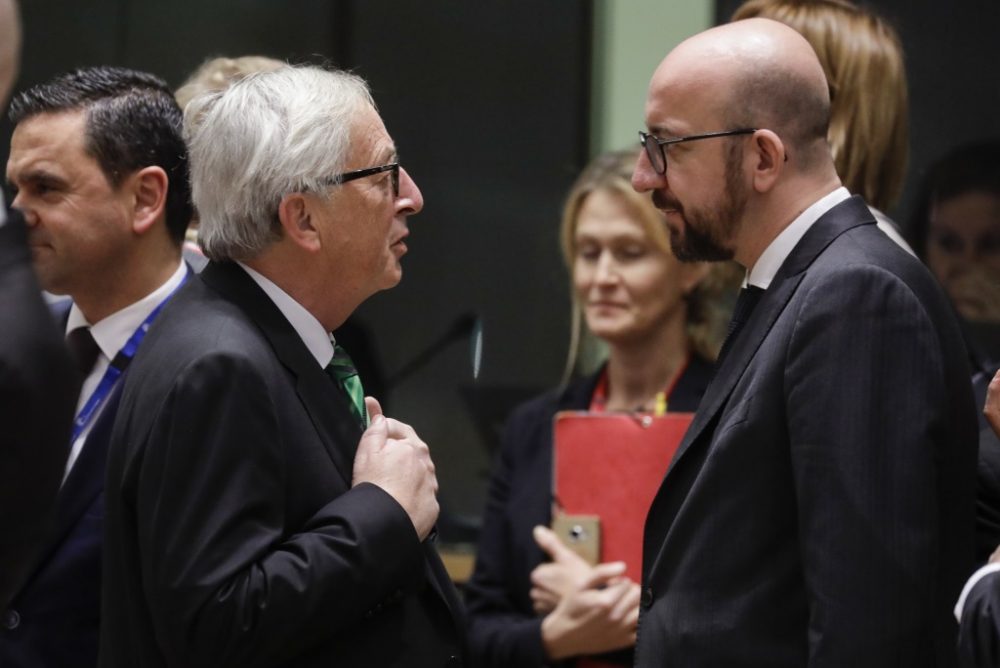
[64,260,188,478]
[237,262,335,368]
[745,187,851,289]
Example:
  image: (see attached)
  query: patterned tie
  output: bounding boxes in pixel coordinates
[66,326,101,377]
[717,285,765,365]
[327,344,367,427]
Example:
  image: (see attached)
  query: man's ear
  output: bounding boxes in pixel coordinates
[277,192,322,252]
[130,166,169,235]
[749,129,785,194]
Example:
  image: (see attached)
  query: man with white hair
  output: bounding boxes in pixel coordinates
[0,0,78,609]
[631,18,976,667]
[101,65,465,667]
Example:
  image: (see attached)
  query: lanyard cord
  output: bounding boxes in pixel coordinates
[70,272,189,442]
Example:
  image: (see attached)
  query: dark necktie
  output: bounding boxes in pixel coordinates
[66,326,101,377]
[327,344,367,427]
[717,285,765,365]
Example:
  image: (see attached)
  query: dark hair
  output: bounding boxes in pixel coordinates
[908,140,1000,259]
[9,66,192,244]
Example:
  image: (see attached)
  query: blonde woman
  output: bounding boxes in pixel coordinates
[465,149,733,666]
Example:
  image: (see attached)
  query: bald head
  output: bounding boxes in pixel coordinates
[0,0,20,108]
[650,18,831,170]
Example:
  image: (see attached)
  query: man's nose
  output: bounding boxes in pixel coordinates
[631,150,666,194]
[397,166,423,216]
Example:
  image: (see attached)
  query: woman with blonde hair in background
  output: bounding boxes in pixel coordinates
[732,0,914,252]
[465,149,734,666]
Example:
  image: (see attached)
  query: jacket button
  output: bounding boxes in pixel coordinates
[640,587,653,609]
[3,610,20,630]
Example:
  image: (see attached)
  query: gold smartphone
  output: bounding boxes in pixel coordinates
[551,513,601,565]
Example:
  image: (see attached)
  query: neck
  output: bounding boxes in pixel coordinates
[604,313,691,412]
[735,172,842,271]
[73,243,181,324]
[245,246,355,332]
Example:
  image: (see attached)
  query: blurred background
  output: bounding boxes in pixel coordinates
[5,0,997,538]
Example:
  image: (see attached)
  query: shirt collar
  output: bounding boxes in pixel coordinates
[237,262,334,368]
[66,260,188,361]
[746,186,851,289]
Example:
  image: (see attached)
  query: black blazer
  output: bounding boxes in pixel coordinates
[100,261,466,667]
[958,569,1000,668]
[465,358,713,667]
[0,209,78,609]
[636,196,978,667]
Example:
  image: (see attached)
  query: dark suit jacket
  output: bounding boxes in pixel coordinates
[971,363,1000,563]
[958,569,1000,668]
[1,266,191,666]
[465,358,713,667]
[100,261,466,668]
[0,385,120,666]
[0,209,78,608]
[636,197,978,667]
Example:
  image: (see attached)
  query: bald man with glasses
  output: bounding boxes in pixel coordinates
[630,18,976,668]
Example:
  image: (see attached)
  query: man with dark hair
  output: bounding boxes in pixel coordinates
[0,0,79,611]
[1,65,192,666]
[630,18,976,667]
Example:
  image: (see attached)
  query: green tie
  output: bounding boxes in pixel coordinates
[327,344,367,427]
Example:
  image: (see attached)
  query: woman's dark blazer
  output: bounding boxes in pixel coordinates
[465,356,714,667]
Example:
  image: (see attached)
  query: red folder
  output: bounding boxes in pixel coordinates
[553,411,693,582]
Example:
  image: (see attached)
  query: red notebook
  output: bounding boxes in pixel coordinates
[552,411,693,583]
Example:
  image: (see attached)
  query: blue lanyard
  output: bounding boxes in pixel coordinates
[70,272,189,443]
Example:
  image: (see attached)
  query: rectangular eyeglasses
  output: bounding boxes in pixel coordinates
[638,129,756,175]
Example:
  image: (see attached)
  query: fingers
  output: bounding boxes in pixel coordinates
[583,560,627,589]
[530,585,559,615]
[533,525,580,563]
[364,396,383,420]
[985,370,1000,437]
[608,582,641,624]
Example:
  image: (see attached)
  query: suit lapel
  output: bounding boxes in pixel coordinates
[645,196,876,575]
[200,262,359,488]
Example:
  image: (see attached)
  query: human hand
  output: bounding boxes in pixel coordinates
[985,370,1000,440]
[947,267,1000,323]
[352,397,439,540]
[530,525,596,614]
[539,562,640,660]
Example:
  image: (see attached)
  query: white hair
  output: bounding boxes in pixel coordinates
[184,65,374,261]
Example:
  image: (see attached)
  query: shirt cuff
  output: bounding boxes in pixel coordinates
[955,561,1000,622]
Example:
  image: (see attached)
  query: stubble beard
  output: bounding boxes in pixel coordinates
[664,144,748,263]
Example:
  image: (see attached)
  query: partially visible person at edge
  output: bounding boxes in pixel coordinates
[911,141,1000,565]
[2,65,192,667]
[465,148,735,666]
[732,0,914,254]
[958,367,1000,668]
[0,0,79,610]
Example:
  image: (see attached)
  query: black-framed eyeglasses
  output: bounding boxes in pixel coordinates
[322,162,399,196]
[638,129,757,175]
